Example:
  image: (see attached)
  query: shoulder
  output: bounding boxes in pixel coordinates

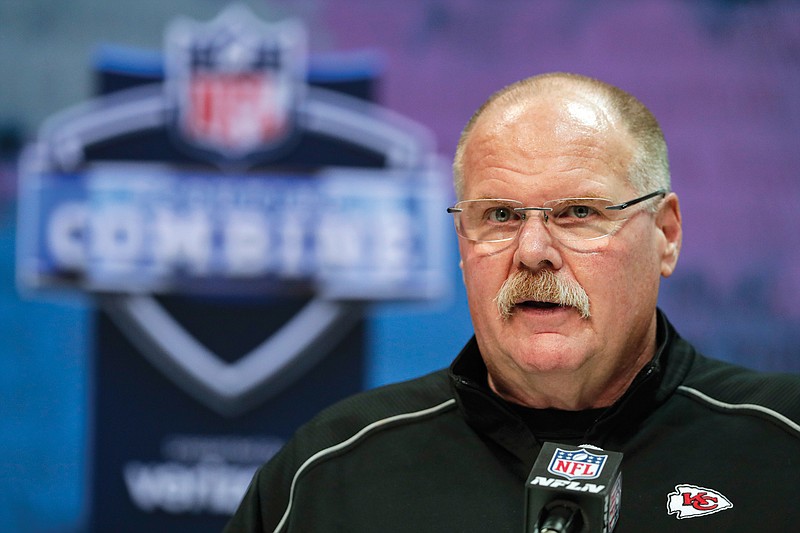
[678,353,800,437]
[292,368,457,452]
[225,370,456,532]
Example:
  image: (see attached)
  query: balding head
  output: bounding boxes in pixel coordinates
[452,73,669,201]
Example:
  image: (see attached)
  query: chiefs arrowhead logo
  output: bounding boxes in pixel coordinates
[667,484,733,519]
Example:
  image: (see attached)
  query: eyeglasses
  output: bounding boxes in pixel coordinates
[446,189,666,251]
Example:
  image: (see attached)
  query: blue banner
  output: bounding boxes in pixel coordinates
[20,164,445,299]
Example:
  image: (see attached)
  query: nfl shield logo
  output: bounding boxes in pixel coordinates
[165,5,307,158]
[547,447,608,481]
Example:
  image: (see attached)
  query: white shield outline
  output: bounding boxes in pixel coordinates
[101,294,364,416]
[18,73,438,416]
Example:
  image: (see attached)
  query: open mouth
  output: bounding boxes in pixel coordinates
[516,300,562,310]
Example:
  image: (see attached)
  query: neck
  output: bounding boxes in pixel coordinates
[486,338,656,411]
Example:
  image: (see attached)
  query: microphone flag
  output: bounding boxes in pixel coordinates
[525,442,623,533]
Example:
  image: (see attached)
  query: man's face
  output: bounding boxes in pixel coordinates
[457,92,681,408]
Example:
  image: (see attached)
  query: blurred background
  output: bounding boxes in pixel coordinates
[1,0,799,531]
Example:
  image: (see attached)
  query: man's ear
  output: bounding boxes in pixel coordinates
[658,192,682,278]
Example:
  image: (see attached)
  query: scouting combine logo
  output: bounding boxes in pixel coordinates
[547,447,607,481]
[17,6,445,416]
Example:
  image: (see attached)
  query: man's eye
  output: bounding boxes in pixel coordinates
[557,204,598,219]
[487,207,516,223]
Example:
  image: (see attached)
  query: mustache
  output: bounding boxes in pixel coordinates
[494,269,590,320]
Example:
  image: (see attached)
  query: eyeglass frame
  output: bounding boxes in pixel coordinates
[446,189,668,244]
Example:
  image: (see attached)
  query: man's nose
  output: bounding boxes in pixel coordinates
[512,211,563,271]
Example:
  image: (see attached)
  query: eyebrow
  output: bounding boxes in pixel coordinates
[470,196,519,201]
[467,192,612,203]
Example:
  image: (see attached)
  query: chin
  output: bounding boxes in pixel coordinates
[518,355,586,375]
[510,342,588,374]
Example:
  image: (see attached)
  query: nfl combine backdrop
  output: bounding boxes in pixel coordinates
[16,6,446,531]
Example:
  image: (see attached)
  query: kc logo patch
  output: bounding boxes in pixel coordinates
[667,484,733,519]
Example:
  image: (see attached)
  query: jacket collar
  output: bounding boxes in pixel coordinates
[448,310,695,472]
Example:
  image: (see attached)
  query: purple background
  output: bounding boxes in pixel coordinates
[0,1,798,531]
[364,0,800,382]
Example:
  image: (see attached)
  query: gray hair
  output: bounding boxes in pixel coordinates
[452,72,670,203]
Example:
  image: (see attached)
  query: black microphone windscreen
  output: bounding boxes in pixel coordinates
[524,442,623,533]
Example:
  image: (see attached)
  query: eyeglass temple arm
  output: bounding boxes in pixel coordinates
[605,189,667,211]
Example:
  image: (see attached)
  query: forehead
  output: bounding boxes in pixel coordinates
[462,92,635,197]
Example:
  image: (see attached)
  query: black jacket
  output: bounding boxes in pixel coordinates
[226,312,800,532]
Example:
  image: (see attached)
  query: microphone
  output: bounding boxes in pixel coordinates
[524,442,623,533]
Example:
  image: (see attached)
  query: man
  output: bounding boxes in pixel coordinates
[225,73,800,532]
